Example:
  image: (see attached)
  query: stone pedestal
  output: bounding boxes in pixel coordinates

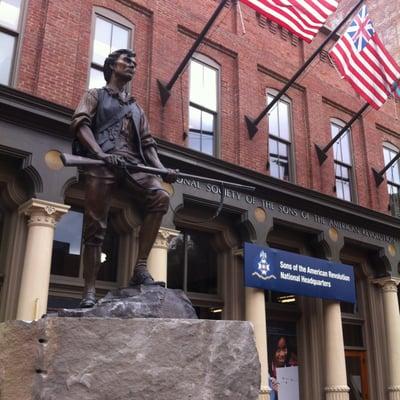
[0,317,261,400]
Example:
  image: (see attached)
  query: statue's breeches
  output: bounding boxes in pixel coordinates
[83,171,169,246]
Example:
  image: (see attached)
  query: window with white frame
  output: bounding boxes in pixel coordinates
[89,10,132,89]
[0,0,23,85]
[188,56,219,156]
[331,120,354,201]
[383,142,400,216]
[383,142,400,195]
[267,93,292,181]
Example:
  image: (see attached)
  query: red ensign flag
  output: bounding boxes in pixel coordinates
[240,0,339,43]
[329,5,400,109]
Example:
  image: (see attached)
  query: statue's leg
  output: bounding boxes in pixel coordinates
[81,244,101,307]
[129,211,165,286]
[81,174,115,307]
[126,176,170,286]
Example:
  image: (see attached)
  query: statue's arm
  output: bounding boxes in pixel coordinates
[71,90,103,157]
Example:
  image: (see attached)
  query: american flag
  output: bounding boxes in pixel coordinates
[240,0,339,43]
[329,5,400,109]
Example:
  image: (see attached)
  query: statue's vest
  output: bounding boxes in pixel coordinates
[93,88,145,162]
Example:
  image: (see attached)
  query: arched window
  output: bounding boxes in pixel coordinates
[331,119,355,202]
[187,54,220,156]
[383,142,400,216]
[267,91,293,181]
[88,8,133,89]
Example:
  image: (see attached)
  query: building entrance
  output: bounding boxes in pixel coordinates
[345,350,369,400]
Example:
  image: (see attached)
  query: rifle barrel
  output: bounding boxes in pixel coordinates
[61,153,255,192]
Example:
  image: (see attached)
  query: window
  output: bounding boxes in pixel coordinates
[383,142,400,216]
[167,229,223,319]
[188,56,219,156]
[331,120,354,201]
[89,10,132,89]
[267,93,292,181]
[50,208,119,282]
[0,0,23,85]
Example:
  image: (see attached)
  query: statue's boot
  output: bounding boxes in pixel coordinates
[128,212,166,287]
[80,244,101,308]
[128,259,165,287]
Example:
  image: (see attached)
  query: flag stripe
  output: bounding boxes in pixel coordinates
[330,50,384,108]
[240,0,338,43]
[331,43,387,104]
[329,5,400,109]
[340,37,392,95]
[241,0,317,41]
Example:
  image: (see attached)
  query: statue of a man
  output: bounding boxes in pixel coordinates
[70,49,176,307]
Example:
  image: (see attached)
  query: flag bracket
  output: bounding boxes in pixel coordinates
[314,103,369,165]
[314,144,328,165]
[371,150,400,186]
[372,168,385,186]
[157,80,171,107]
[245,115,258,139]
[157,0,229,107]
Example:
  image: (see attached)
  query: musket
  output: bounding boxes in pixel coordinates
[60,153,256,193]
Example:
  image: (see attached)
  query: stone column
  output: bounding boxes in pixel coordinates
[16,199,70,321]
[245,287,271,400]
[147,227,179,285]
[324,300,350,400]
[374,277,400,400]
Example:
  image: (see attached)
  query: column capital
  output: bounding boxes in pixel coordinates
[388,385,400,392]
[19,198,70,228]
[373,277,400,292]
[153,227,180,250]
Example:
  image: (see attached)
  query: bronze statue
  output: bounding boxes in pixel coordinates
[71,49,176,307]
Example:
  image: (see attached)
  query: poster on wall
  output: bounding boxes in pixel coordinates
[268,321,299,400]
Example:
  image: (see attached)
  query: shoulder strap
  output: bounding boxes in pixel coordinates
[96,89,131,133]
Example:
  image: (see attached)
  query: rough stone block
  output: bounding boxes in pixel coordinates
[0,318,260,400]
[57,286,198,319]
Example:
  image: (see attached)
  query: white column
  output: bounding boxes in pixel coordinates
[324,300,349,400]
[374,277,400,400]
[147,227,179,285]
[16,199,70,321]
[245,287,271,400]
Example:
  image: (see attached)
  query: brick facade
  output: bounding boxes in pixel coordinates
[13,0,400,214]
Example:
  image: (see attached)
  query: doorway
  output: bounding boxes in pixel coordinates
[345,350,369,400]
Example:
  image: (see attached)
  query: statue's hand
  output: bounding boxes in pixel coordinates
[96,152,126,167]
[163,168,178,183]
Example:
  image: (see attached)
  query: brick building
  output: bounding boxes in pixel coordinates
[1,0,400,399]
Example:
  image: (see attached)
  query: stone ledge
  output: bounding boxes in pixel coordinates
[0,317,260,400]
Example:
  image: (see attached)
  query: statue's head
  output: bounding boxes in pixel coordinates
[103,49,136,83]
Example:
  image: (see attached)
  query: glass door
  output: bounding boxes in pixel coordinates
[345,350,369,400]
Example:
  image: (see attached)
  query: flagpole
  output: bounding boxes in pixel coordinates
[157,0,229,106]
[314,102,369,165]
[372,151,400,186]
[245,0,365,139]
